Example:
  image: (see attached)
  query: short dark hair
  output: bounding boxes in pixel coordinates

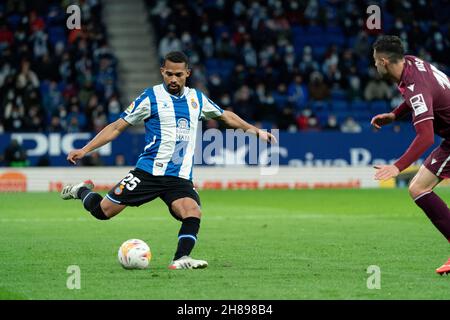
[162,51,189,68]
[373,35,405,62]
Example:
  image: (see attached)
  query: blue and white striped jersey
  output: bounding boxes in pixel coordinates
[120,84,224,180]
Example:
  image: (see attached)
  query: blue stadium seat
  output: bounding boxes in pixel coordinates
[331,100,349,111]
[205,58,220,70]
[350,100,369,110]
[325,25,343,35]
[312,46,328,60]
[352,110,373,122]
[360,121,373,132]
[336,111,353,123]
[330,89,347,101]
[316,110,330,124]
[7,14,21,30]
[48,26,66,46]
[309,100,329,111]
[370,100,390,113]
[307,25,324,35]
[291,25,306,36]
[261,121,273,129]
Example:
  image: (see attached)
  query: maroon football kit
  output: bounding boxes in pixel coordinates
[392,55,450,177]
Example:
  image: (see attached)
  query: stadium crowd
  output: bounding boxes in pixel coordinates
[148,0,450,132]
[0,0,449,135]
[0,0,119,134]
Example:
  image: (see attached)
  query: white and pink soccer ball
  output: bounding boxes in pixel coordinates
[118,239,151,269]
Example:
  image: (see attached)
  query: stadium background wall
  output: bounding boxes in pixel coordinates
[0,130,440,167]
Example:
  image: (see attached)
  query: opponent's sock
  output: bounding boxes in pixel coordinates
[78,187,109,220]
[174,217,200,260]
[415,191,450,241]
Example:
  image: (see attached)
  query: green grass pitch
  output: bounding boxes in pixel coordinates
[0,188,449,300]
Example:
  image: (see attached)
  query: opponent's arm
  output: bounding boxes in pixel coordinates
[67,118,130,164]
[374,119,434,180]
[371,101,410,129]
[392,101,410,120]
[394,119,435,171]
[216,110,277,143]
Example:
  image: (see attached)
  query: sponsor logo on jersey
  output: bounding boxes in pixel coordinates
[431,158,437,165]
[407,84,415,92]
[176,118,190,141]
[410,93,428,116]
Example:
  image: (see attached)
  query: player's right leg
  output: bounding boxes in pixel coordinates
[410,165,450,241]
[409,157,450,275]
[61,180,126,220]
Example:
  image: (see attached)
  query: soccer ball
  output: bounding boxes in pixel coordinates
[118,239,151,269]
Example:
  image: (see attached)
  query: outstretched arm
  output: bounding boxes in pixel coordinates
[374,119,434,180]
[67,118,130,164]
[215,110,277,143]
[371,101,410,130]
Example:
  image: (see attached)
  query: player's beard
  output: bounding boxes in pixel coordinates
[376,66,391,81]
[168,83,181,95]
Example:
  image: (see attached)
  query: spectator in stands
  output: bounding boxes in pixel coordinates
[277,106,297,132]
[159,31,182,58]
[324,114,339,131]
[114,154,126,166]
[107,94,122,122]
[48,115,64,132]
[364,75,392,101]
[308,71,330,101]
[16,59,39,91]
[287,75,308,111]
[299,46,319,75]
[3,139,28,167]
[0,0,448,135]
[296,108,312,131]
[0,0,120,135]
[345,66,362,100]
[3,100,25,131]
[81,151,104,166]
[234,85,255,120]
[340,116,362,133]
[307,115,321,132]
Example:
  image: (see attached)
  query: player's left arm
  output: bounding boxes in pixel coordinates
[216,110,277,143]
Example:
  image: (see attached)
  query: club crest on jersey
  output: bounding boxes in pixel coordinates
[176,118,190,141]
[410,93,428,116]
[114,185,124,195]
[190,99,198,109]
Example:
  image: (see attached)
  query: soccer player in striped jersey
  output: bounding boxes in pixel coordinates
[61,51,276,270]
[370,36,450,275]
